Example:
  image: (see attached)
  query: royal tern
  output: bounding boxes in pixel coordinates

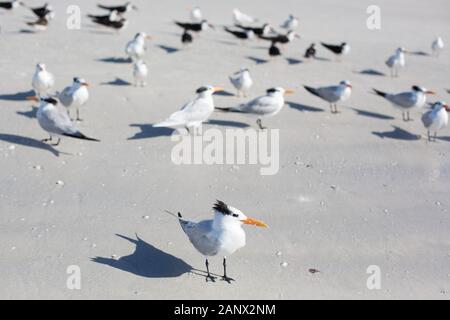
[304,43,316,59]
[32,63,54,98]
[235,24,273,37]
[431,36,444,57]
[224,27,255,41]
[125,32,152,61]
[167,200,268,283]
[154,86,223,133]
[421,101,449,141]
[280,15,299,30]
[189,6,202,22]
[133,60,148,87]
[229,68,253,97]
[260,30,300,44]
[0,0,23,10]
[385,47,407,77]
[58,77,89,121]
[232,8,257,25]
[216,87,294,129]
[372,85,435,121]
[97,2,137,15]
[175,20,213,33]
[321,42,350,60]
[304,80,352,113]
[34,97,99,146]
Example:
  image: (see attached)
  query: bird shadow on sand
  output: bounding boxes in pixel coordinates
[354,69,387,76]
[409,51,429,56]
[214,90,235,97]
[91,234,197,279]
[128,123,175,140]
[246,56,269,65]
[314,56,331,62]
[206,119,250,128]
[97,57,132,64]
[16,106,38,119]
[0,133,60,156]
[372,126,421,141]
[157,44,181,54]
[0,90,35,101]
[101,78,132,86]
[437,136,450,142]
[352,108,394,120]
[17,29,36,34]
[287,101,324,112]
[214,39,239,46]
[286,58,303,65]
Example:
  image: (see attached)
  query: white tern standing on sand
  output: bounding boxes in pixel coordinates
[133,60,148,87]
[125,32,152,61]
[232,8,257,25]
[421,101,449,142]
[304,80,352,114]
[386,47,407,77]
[58,77,89,121]
[431,36,444,57]
[229,68,253,97]
[32,63,54,98]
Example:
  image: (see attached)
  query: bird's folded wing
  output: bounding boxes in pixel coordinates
[390,92,416,107]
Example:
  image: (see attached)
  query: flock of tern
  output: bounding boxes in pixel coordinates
[1,1,449,282]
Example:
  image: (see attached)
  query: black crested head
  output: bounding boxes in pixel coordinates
[412,85,422,92]
[341,42,347,46]
[213,200,232,216]
[266,87,278,94]
[196,86,208,94]
[43,97,58,105]
[73,77,80,83]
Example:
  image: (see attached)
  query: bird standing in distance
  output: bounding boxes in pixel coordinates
[91,15,128,32]
[304,43,316,59]
[235,23,274,37]
[125,32,152,62]
[224,27,255,42]
[216,87,294,129]
[321,42,350,61]
[154,86,224,134]
[166,200,268,283]
[269,41,282,57]
[421,101,449,142]
[31,63,54,98]
[385,47,407,77]
[27,12,52,31]
[260,30,300,45]
[431,36,444,57]
[175,20,213,34]
[0,0,23,10]
[232,8,258,25]
[372,85,435,121]
[58,77,89,121]
[26,2,55,19]
[133,60,148,87]
[280,14,299,30]
[30,96,99,146]
[229,68,253,97]
[304,81,352,114]
[88,10,120,24]
[181,30,193,46]
[97,2,137,16]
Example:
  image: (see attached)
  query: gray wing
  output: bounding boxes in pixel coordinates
[237,95,279,115]
[421,111,433,128]
[229,73,242,88]
[39,107,77,135]
[316,85,341,102]
[58,86,74,107]
[388,92,416,107]
[179,219,220,256]
[385,55,395,67]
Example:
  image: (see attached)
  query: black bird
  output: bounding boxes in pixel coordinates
[321,42,350,56]
[92,17,128,31]
[259,30,299,44]
[0,0,22,10]
[181,30,193,45]
[269,42,281,57]
[224,27,255,40]
[235,23,272,37]
[88,10,119,24]
[27,2,53,19]
[97,2,137,14]
[175,20,213,33]
[27,15,50,31]
[304,43,316,59]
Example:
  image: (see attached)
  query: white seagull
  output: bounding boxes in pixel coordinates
[304,80,352,113]
[125,32,152,62]
[190,6,202,22]
[133,60,148,87]
[373,85,435,121]
[385,47,407,77]
[216,87,294,129]
[31,63,54,98]
[280,15,299,30]
[431,36,444,57]
[232,8,257,25]
[58,77,89,121]
[229,68,253,97]
[33,96,99,146]
[421,101,449,141]
[153,85,223,133]
[167,200,268,283]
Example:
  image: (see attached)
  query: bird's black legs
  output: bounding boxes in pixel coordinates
[257,119,266,130]
[434,132,437,142]
[51,138,61,146]
[185,126,191,134]
[42,135,52,143]
[221,257,235,283]
[76,109,82,122]
[205,259,216,282]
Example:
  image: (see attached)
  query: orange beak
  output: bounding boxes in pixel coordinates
[145,35,153,40]
[426,90,435,95]
[444,103,450,111]
[26,96,40,102]
[241,217,268,228]
[284,89,295,95]
[82,83,90,87]
[347,84,353,88]
[213,87,224,93]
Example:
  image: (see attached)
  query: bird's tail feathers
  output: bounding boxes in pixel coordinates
[372,88,388,98]
[303,85,320,97]
[63,132,100,142]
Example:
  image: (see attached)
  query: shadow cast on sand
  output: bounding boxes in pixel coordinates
[16,106,38,119]
[286,58,302,65]
[354,69,387,76]
[287,101,324,112]
[213,90,235,97]
[128,123,175,140]
[97,57,132,64]
[91,234,193,278]
[156,44,180,54]
[206,119,250,128]
[0,133,60,156]
[372,126,421,141]
[246,56,268,65]
[101,78,132,86]
[437,136,450,142]
[352,108,394,120]
[0,90,35,101]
